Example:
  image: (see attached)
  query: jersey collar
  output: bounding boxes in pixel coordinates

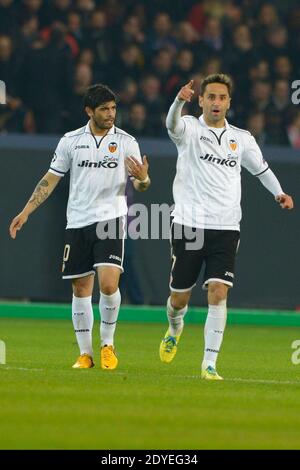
[84,121,116,135]
[198,114,230,130]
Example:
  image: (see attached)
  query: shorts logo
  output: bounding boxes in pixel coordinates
[109,142,117,153]
[225,271,234,278]
[229,139,237,151]
[109,254,121,262]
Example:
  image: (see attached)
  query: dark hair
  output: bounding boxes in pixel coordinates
[200,73,233,97]
[83,84,116,110]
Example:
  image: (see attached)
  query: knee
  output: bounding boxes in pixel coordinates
[208,283,228,304]
[100,283,119,296]
[72,284,91,298]
[72,274,94,298]
[170,293,189,310]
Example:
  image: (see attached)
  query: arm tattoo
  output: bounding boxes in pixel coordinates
[29,178,50,208]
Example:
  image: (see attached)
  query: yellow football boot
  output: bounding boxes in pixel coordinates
[159,330,181,363]
[101,345,118,370]
[72,353,94,369]
[201,366,223,380]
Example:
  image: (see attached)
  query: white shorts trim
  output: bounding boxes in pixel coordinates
[93,263,124,273]
[169,283,196,293]
[62,270,95,279]
[202,278,233,290]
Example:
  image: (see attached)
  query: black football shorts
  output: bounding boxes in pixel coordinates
[170,222,240,291]
[62,216,126,279]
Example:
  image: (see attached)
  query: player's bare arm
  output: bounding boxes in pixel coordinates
[125,155,151,192]
[9,171,61,239]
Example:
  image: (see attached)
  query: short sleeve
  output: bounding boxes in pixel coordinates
[49,137,70,177]
[125,138,142,163]
[241,135,269,176]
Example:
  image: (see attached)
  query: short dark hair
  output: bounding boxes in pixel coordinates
[200,73,233,96]
[83,84,116,110]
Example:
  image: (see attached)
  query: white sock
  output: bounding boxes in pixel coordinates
[72,295,94,356]
[167,297,188,336]
[99,289,121,346]
[202,300,227,370]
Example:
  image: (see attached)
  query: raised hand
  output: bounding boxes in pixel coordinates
[177,80,195,102]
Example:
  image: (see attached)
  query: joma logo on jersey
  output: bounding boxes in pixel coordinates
[200,136,214,144]
[199,153,237,167]
[78,160,118,168]
[75,145,90,150]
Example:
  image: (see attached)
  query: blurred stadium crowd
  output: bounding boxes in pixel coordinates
[0,0,300,147]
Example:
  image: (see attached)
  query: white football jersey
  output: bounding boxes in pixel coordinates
[169,114,269,230]
[49,122,142,228]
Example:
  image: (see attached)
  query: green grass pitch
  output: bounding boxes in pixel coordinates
[1,317,300,449]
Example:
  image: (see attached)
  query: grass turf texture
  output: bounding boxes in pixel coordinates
[1,318,300,449]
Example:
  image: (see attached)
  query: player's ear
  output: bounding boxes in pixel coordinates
[227,97,231,110]
[85,106,93,118]
[198,95,203,108]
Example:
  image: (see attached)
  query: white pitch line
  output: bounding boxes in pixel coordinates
[173,374,300,385]
[0,366,44,371]
[1,368,299,385]
[95,372,300,386]
[226,377,300,386]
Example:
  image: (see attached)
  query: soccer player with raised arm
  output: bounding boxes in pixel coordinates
[159,74,293,380]
[9,84,150,370]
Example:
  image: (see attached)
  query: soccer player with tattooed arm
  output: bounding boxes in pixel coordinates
[159,74,294,380]
[9,84,150,370]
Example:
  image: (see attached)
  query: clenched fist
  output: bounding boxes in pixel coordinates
[276,193,294,209]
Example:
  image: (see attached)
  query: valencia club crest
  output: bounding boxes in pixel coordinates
[109,142,118,153]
